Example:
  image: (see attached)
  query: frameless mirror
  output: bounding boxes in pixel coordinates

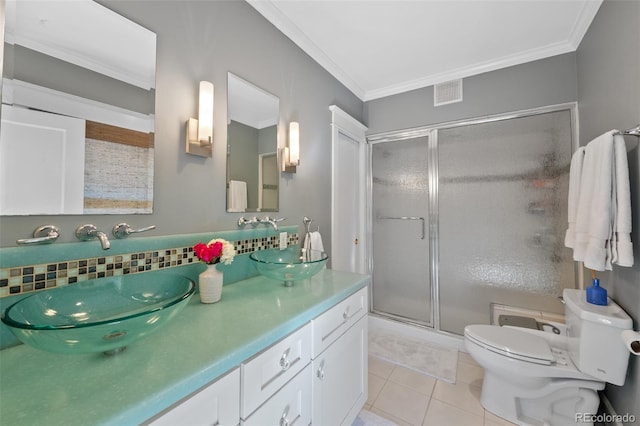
[0,0,156,215]
[226,72,279,213]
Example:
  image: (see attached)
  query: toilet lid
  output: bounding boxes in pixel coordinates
[465,324,554,365]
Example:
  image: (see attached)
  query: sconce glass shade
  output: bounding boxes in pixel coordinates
[289,122,300,165]
[198,81,214,144]
[186,81,214,157]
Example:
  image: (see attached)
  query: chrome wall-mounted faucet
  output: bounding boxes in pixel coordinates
[237,216,286,231]
[75,224,110,250]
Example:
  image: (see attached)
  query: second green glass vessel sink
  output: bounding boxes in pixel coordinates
[1,271,195,355]
[250,247,328,286]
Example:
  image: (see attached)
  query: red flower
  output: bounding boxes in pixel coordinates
[193,241,224,264]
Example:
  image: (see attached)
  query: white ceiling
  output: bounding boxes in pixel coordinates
[248,0,602,101]
[5,0,156,90]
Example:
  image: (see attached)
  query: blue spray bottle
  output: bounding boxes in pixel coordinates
[586,273,607,306]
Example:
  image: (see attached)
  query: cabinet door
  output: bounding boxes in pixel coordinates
[149,368,240,426]
[312,316,367,426]
[242,365,311,426]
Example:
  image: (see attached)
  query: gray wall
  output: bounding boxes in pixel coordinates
[0,0,363,252]
[576,0,640,421]
[365,52,578,135]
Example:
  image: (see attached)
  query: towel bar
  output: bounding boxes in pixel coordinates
[614,124,639,151]
[376,216,426,240]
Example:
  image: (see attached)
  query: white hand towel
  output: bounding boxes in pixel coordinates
[613,134,633,267]
[303,231,324,270]
[310,231,324,253]
[303,231,325,252]
[227,180,247,213]
[574,131,615,271]
[564,146,585,248]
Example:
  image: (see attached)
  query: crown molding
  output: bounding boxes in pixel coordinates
[247,0,365,100]
[567,0,603,49]
[250,0,603,103]
[364,40,577,101]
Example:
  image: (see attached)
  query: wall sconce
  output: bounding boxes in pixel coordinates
[186,81,214,157]
[281,121,300,173]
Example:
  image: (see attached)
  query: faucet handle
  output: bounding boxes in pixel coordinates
[260,216,286,223]
[238,217,260,227]
[16,225,60,245]
[112,223,156,239]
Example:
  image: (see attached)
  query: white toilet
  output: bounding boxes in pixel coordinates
[464,289,632,426]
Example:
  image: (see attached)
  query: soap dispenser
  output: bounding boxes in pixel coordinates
[586,277,608,306]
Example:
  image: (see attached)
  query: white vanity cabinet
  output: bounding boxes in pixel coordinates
[311,287,368,426]
[148,368,240,426]
[146,285,368,426]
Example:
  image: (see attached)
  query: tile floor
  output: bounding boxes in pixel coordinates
[364,351,518,426]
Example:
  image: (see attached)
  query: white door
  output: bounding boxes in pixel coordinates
[259,152,278,211]
[0,105,85,215]
[330,105,367,273]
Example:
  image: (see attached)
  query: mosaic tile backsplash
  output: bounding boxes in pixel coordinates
[0,229,299,299]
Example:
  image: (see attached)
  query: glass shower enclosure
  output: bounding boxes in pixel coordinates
[369,105,577,335]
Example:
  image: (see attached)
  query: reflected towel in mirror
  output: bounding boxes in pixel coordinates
[228,180,247,213]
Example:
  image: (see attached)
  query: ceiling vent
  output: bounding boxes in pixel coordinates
[434,79,463,107]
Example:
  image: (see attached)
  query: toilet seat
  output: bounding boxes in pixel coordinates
[465,324,554,365]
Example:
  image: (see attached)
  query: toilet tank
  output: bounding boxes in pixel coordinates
[563,289,632,386]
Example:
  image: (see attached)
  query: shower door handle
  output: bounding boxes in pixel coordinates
[376,216,425,240]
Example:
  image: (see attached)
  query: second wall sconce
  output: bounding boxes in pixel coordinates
[186,81,214,157]
[281,121,300,173]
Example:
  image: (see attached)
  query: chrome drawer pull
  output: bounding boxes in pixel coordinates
[280,406,290,426]
[280,407,301,426]
[343,307,356,320]
[279,352,290,371]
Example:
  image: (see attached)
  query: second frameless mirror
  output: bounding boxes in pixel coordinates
[226,73,279,213]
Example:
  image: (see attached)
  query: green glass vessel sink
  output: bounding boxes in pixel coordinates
[250,247,328,286]
[1,271,195,355]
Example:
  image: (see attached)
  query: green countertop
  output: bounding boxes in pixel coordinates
[0,268,370,426]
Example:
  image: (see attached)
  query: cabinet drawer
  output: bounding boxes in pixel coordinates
[311,286,368,358]
[243,365,311,426]
[241,323,311,418]
[148,368,240,426]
